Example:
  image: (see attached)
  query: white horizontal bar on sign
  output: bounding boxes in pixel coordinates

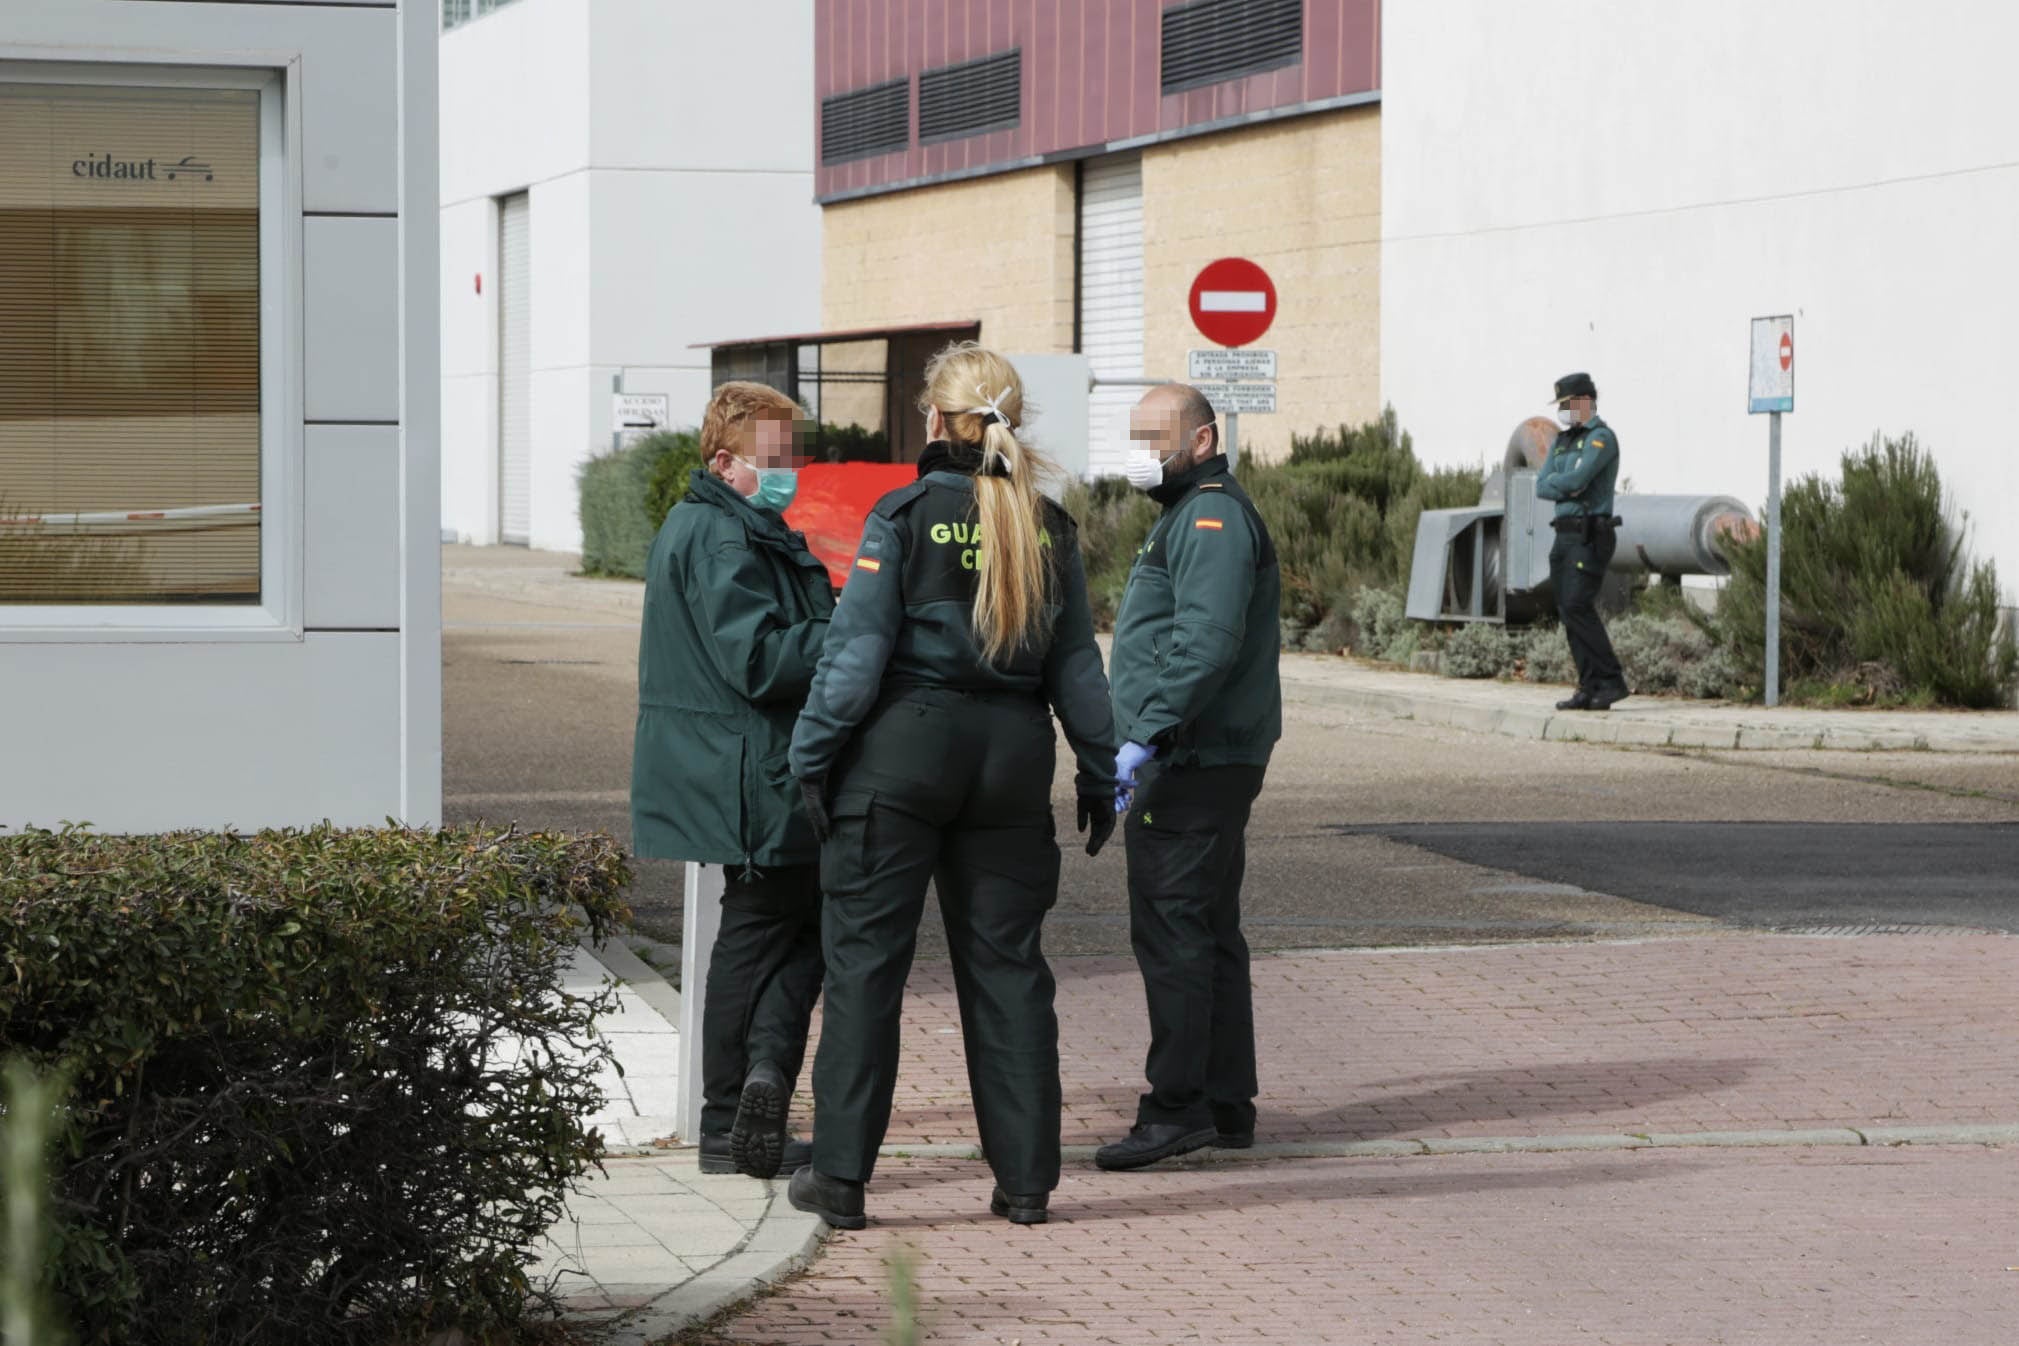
[1197,290,1269,313]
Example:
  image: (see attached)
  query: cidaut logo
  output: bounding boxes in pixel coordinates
[71,153,214,183]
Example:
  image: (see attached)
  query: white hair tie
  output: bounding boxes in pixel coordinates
[965,383,1014,428]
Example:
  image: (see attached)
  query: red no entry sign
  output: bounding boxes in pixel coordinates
[1778,331,1794,371]
[1189,257,1277,347]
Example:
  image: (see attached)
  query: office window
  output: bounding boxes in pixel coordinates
[0,82,262,605]
[919,49,1021,145]
[1161,0,1304,96]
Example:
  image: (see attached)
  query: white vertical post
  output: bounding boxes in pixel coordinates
[1764,410,1783,708]
[675,861,725,1142]
[1224,407,1240,471]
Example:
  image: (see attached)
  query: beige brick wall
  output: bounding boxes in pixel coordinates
[1141,106,1381,464]
[822,165,1077,354]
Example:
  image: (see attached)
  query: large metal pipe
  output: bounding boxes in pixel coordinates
[1405,418,1758,625]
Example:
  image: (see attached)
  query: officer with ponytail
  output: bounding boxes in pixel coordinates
[786,342,1119,1229]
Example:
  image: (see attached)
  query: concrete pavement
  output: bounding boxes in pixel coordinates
[526,944,826,1344]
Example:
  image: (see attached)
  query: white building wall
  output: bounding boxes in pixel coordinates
[2,0,439,832]
[440,0,821,555]
[1382,0,2019,597]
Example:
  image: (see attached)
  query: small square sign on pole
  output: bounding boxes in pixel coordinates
[1748,316,1794,414]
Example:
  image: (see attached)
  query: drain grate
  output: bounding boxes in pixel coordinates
[1771,923,1996,938]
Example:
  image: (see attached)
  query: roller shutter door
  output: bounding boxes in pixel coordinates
[497,192,531,545]
[1078,154,1143,481]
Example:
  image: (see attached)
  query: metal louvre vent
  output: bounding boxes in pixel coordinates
[1161,0,1304,96]
[821,79,911,165]
[919,49,1022,144]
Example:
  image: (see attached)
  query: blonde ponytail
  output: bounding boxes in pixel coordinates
[919,341,1059,665]
[971,420,1049,665]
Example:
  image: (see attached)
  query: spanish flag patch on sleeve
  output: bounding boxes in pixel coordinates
[1194,518,1225,531]
[855,556,882,572]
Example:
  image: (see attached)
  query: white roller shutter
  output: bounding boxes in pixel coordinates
[1078,154,1144,481]
[497,192,531,545]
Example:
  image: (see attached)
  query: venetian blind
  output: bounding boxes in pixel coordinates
[0,82,262,605]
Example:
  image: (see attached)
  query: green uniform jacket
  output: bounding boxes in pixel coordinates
[1536,414,1620,518]
[1110,455,1282,767]
[788,446,1118,796]
[631,470,836,867]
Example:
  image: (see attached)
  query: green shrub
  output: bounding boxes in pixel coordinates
[3,1058,65,1346]
[1520,624,1578,685]
[815,421,890,463]
[0,825,632,1346]
[1611,612,1741,699]
[580,429,701,578]
[1441,622,1520,678]
[1349,584,1421,664]
[1712,434,2016,706]
[1060,477,1160,628]
[641,428,708,530]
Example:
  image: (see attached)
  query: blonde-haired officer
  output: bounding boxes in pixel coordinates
[786,342,1118,1229]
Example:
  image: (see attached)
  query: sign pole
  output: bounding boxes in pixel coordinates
[1748,314,1794,709]
[1765,410,1783,707]
[1224,407,1240,471]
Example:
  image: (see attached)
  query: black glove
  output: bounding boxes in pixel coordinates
[800,776,832,843]
[1077,794,1116,858]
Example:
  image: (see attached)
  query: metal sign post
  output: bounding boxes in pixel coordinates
[1748,315,1795,706]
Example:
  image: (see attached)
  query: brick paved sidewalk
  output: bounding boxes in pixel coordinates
[681,934,2019,1344]
[867,935,2019,1149]
[694,1146,2018,1345]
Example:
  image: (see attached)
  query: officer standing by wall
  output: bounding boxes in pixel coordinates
[1537,372,1630,710]
[631,382,831,1180]
[785,343,1118,1230]
[1097,382,1282,1172]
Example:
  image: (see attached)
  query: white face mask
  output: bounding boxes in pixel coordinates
[1555,405,1582,431]
[1123,448,1171,491]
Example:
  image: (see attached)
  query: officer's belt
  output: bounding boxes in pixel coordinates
[1550,515,1623,533]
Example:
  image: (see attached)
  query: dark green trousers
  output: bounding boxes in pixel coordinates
[699,863,824,1137]
[811,687,1063,1194]
[1549,528,1626,697]
[1124,761,1267,1132]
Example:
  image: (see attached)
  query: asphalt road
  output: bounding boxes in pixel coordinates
[1331,821,2019,933]
[441,558,2019,962]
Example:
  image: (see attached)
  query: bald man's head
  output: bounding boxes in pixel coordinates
[1129,382,1220,478]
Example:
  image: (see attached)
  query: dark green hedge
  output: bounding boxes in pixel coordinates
[580,430,703,579]
[0,824,632,1346]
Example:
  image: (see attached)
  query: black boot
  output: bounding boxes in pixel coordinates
[1555,689,1594,711]
[1094,1122,1217,1171]
[700,1132,811,1176]
[788,1167,866,1230]
[989,1186,1049,1225]
[730,1060,791,1179]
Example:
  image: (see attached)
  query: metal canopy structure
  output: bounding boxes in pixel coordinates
[696,321,981,465]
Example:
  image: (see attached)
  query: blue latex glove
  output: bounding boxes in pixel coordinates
[1114,740,1155,814]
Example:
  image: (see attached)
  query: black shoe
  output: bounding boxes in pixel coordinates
[731,1061,790,1179]
[700,1132,811,1176]
[1555,690,1594,711]
[1213,1130,1255,1149]
[788,1166,866,1230]
[989,1186,1049,1225]
[1589,684,1631,710]
[1094,1122,1217,1172]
